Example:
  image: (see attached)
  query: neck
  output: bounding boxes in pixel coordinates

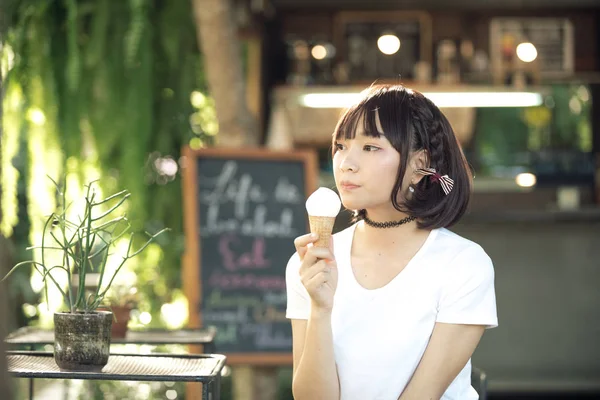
[361,208,412,225]
[355,220,423,256]
[363,214,415,229]
[355,209,423,251]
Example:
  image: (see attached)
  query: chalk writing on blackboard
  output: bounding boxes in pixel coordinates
[199,161,299,238]
[183,147,317,363]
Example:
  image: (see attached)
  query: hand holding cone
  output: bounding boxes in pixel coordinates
[308,216,336,248]
[305,187,341,248]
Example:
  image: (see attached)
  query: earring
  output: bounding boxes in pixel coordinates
[409,186,415,193]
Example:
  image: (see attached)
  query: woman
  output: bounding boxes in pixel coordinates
[285,84,498,400]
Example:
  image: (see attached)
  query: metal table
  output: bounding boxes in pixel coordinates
[7,351,225,400]
[5,326,218,399]
[5,326,218,353]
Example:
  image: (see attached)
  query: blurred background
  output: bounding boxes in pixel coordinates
[1,0,599,399]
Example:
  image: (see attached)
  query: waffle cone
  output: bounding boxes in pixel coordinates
[308,215,336,248]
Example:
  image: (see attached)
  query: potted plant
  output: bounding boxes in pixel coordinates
[101,285,139,338]
[2,177,167,371]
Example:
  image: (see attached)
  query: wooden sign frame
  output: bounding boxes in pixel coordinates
[181,146,318,365]
[489,17,574,84]
[333,10,433,83]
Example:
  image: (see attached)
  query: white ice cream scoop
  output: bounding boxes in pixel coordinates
[305,187,341,248]
[305,187,341,217]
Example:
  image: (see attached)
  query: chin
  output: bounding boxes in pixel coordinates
[339,196,366,211]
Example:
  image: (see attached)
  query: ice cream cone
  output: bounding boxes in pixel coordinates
[305,187,341,248]
[308,215,336,248]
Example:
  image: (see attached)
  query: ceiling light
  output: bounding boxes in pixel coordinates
[299,91,544,109]
[311,45,327,60]
[516,42,538,63]
[377,34,401,55]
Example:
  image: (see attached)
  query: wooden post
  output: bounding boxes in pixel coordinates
[191,0,259,147]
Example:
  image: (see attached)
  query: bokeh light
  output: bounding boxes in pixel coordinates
[516,42,537,63]
[515,173,537,188]
[377,34,401,55]
[311,45,327,60]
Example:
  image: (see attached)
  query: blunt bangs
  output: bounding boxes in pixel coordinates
[333,100,382,143]
[332,85,415,153]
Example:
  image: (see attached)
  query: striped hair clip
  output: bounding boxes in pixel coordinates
[415,168,454,195]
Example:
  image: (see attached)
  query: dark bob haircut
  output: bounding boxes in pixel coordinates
[332,84,472,229]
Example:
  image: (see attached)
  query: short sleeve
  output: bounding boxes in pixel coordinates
[436,245,498,329]
[285,252,310,319]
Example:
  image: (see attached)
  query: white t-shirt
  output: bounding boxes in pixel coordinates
[286,223,498,400]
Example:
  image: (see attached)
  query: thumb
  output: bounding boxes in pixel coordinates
[329,235,335,255]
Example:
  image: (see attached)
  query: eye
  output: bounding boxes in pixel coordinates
[334,142,346,151]
[363,145,380,152]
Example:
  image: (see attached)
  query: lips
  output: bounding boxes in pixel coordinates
[340,181,360,190]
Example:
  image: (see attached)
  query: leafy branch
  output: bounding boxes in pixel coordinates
[1,176,169,313]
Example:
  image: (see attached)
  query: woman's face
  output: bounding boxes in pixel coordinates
[333,119,403,212]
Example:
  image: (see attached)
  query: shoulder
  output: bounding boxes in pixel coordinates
[433,228,494,278]
[434,228,490,259]
[433,230,498,327]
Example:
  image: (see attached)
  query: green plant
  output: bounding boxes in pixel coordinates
[2,0,214,327]
[2,177,168,313]
[103,284,139,309]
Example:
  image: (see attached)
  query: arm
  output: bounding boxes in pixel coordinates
[399,245,498,399]
[291,310,340,400]
[288,233,340,400]
[399,322,486,400]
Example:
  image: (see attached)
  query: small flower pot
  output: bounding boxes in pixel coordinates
[54,310,113,372]
[109,305,132,338]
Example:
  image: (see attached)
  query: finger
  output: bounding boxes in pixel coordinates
[329,235,335,254]
[294,233,319,260]
[300,259,330,282]
[299,249,333,275]
[305,271,329,290]
[306,246,334,262]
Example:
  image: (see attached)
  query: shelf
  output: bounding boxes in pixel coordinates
[267,83,548,147]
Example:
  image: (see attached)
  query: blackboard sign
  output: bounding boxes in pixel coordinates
[182,147,317,365]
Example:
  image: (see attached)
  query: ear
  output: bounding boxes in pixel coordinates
[409,149,429,184]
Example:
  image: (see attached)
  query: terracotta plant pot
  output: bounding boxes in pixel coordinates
[109,305,132,338]
[54,310,112,371]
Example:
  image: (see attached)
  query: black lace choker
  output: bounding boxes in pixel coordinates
[363,214,416,228]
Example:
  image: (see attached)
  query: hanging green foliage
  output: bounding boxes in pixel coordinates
[2,0,217,326]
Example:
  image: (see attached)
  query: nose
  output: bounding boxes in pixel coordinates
[339,150,359,173]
